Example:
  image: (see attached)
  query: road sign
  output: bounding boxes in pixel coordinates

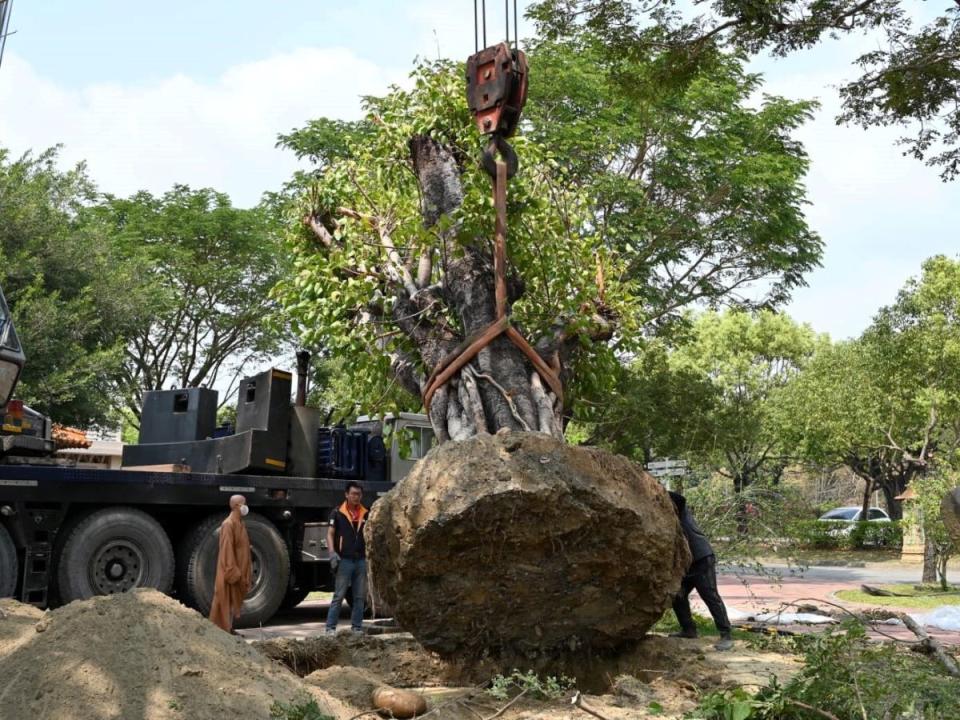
[646,459,688,477]
[647,467,688,478]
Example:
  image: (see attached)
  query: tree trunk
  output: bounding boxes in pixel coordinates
[733,472,750,535]
[407,136,562,441]
[878,478,904,521]
[937,550,950,591]
[922,535,938,584]
[860,478,873,521]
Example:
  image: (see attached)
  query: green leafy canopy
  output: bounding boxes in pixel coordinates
[275,61,629,415]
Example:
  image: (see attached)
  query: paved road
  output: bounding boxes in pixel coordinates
[238,561,960,644]
[237,600,379,641]
[707,562,960,645]
[723,561,929,585]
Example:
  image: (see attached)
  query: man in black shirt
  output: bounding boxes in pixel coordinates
[325,481,368,634]
[669,491,734,651]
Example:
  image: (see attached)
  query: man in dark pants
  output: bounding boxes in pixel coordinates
[669,491,734,651]
[325,481,368,634]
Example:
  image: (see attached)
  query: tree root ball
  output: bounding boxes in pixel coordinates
[366,431,691,660]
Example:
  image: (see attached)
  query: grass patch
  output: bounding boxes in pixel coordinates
[305,591,333,602]
[652,611,752,641]
[835,583,960,609]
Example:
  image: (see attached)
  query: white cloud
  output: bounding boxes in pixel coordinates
[0,48,405,207]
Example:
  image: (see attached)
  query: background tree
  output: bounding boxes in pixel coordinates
[0,147,132,426]
[670,310,820,492]
[590,310,818,488]
[775,339,903,514]
[96,186,286,420]
[526,31,822,338]
[578,339,717,464]
[531,0,960,180]
[777,256,960,521]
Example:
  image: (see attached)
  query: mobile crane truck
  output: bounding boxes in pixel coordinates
[0,284,433,626]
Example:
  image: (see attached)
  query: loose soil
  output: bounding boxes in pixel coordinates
[0,590,357,720]
[0,598,44,658]
[258,631,801,718]
[2,592,801,719]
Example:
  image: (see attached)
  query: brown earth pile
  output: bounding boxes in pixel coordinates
[303,665,386,708]
[0,598,44,657]
[366,431,691,662]
[0,590,357,720]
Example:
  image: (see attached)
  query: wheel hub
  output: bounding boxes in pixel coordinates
[92,540,145,594]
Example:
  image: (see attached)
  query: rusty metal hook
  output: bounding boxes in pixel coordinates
[481,135,518,179]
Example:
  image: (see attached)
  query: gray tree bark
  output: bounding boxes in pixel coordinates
[403,135,564,440]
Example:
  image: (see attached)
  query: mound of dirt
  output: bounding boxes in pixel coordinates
[0,598,43,657]
[0,590,357,720]
[366,432,690,661]
[304,665,385,708]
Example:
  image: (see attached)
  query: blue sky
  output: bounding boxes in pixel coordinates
[1,1,957,342]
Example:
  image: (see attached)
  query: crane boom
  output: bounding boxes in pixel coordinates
[0,0,14,71]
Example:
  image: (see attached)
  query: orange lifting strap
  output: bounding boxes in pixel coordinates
[422,158,563,416]
[422,6,561,418]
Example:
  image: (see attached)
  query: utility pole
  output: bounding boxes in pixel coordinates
[0,0,14,70]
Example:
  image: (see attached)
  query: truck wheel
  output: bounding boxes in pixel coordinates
[0,523,18,598]
[279,586,311,611]
[56,507,174,603]
[177,512,289,627]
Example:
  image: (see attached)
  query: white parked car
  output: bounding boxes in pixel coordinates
[818,506,891,523]
[818,506,891,538]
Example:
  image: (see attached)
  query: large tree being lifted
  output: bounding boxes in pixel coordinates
[280,63,620,441]
[277,31,819,658]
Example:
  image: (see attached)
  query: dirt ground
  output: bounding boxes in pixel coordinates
[1,592,801,719]
[0,591,354,720]
[258,631,801,719]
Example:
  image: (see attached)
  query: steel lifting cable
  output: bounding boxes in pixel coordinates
[422,3,563,417]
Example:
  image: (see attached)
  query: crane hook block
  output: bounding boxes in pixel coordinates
[465,42,528,138]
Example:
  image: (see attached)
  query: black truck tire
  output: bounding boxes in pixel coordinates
[279,586,311,611]
[56,507,175,603]
[177,512,289,628]
[0,523,17,598]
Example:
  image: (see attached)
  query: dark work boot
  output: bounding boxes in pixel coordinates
[714,632,734,651]
[669,629,698,639]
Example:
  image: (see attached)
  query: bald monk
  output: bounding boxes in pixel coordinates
[209,494,253,632]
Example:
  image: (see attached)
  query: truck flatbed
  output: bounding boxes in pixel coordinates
[0,463,394,506]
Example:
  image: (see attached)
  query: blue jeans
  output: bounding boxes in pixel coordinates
[325,558,366,631]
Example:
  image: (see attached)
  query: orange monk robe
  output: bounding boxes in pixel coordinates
[209,514,253,632]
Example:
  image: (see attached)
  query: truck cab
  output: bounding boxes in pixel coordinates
[0,286,24,410]
[353,413,437,484]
